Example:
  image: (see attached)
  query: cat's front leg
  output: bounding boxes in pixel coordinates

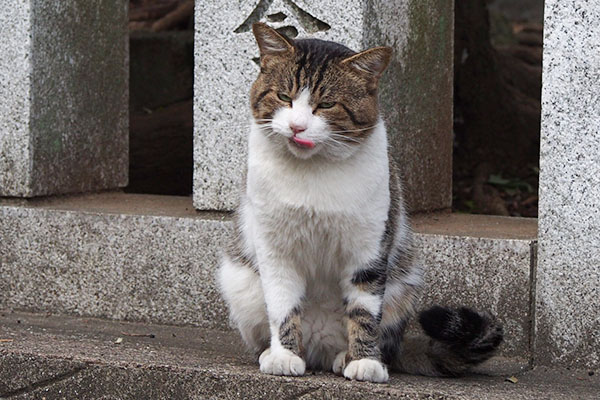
[258,258,306,376]
[340,261,389,383]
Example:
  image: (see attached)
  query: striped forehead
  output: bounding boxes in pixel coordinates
[292,39,355,94]
[294,50,331,92]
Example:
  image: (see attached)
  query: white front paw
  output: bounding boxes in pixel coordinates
[332,351,347,375]
[259,347,271,364]
[343,359,389,383]
[259,348,306,376]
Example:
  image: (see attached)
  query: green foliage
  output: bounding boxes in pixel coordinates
[487,173,533,195]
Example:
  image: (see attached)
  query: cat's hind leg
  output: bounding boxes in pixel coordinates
[379,277,419,366]
[340,262,390,383]
[217,255,269,357]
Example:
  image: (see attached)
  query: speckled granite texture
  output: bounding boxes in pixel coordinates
[0,1,128,197]
[0,194,535,356]
[415,235,535,358]
[193,0,453,212]
[536,0,600,369]
[0,203,233,330]
[6,312,599,400]
[0,1,32,196]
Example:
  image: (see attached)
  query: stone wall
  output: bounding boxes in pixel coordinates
[0,1,129,197]
[536,0,600,369]
[193,0,453,213]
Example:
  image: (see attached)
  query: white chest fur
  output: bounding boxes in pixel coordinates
[243,121,390,278]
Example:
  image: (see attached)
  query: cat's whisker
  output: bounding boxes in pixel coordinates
[219,28,504,382]
[329,133,362,143]
[330,126,377,134]
[325,136,355,151]
[327,135,361,146]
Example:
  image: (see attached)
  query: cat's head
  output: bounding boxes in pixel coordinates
[250,23,391,160]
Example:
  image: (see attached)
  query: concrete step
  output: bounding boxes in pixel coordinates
[1,311,597,400]
[0,192,537,358]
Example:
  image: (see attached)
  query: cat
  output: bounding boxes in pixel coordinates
[217,22,503,383]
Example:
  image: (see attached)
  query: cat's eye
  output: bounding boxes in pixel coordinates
[277,93,292,103]
[318,102,336,109]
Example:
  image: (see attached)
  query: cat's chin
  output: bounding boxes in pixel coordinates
[285,140,320,159]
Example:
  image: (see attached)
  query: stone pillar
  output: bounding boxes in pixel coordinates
[536,0,600,369]
[194,0,453,212]
[0,1,128,197]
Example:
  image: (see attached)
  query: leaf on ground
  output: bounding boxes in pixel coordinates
[488,173,534,193]
[505,376,518,384]
[114,337,124,344]
[489,174,511,185]
[464,200,476,211]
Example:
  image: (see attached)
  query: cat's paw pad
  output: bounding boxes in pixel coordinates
[343,359,389,383]
[259,348,305,376]
[332,351,347,375]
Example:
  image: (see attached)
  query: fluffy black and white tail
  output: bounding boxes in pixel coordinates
[392,306,504,377]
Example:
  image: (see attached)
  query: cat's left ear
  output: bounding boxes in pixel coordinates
[341,47,392,79]
[252,22,294,57]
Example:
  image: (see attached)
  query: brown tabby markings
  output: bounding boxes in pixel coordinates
[250,38,382,142]
[345,308,381,364]
[221,24,504,379]
[278,306,304,356]
[248,25,398,368]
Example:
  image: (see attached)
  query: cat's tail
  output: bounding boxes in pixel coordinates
[392,306,504,377]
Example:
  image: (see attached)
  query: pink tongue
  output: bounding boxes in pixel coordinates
[292,136,315,149]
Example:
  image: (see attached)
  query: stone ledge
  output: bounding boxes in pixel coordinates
[1,312,596,400]
[0,193,536,357]
[0,193,233,331]
[412,213,537,240]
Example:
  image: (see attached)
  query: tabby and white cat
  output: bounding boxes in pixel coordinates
[218,23,503,383]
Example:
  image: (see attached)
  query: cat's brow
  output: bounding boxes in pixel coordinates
[295,52,308,92]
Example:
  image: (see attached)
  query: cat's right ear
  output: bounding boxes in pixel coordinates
[252,23,294,57]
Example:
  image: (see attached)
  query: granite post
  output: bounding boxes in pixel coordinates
[536,0,600,369]
[0,1,128,197]
[194,0,453,212]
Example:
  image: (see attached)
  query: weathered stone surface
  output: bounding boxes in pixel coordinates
[2,311,598,400]
[0,1,32,196]
[415,232,534,358]
[193,0,453,212]
[0,353,86,396]
[1,194,535,357]
[535,0,600,369]
[413,213,536,358]
[370,1,454,213]
[0,1,128,197]
[0,193,232,330]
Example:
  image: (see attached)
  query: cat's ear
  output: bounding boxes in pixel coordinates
[252,22,294,56]
[341,47,392,78]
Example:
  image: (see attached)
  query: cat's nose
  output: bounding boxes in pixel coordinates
[290,124,306,135]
